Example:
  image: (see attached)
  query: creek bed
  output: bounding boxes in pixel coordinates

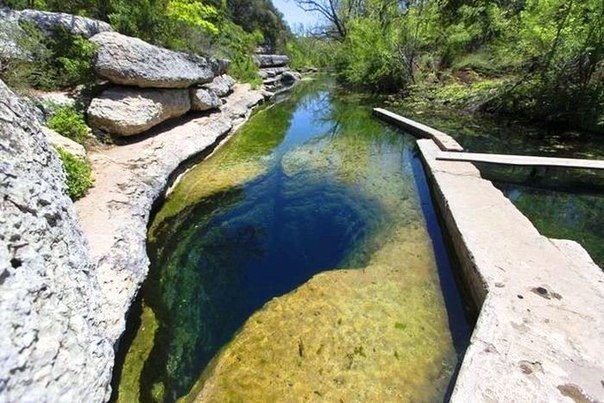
[112,79,471,402]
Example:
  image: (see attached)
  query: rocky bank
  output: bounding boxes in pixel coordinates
[254,53,301,95]
[0,15,265,401]
[0,80,113,402]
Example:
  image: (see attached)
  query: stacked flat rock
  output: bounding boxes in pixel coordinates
[87,32,235,136]
[90,32,225,88]
[256,54,301,95]
[253,54,290,68]
[88,88,190,136]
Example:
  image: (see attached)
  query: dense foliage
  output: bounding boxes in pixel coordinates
[0,23,97,90]
[3,0,291,83]
[47,105,90,144]
[290,0,603,132]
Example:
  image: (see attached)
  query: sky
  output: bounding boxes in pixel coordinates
[271,0,322,32]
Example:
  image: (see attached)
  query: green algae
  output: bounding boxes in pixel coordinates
[118,79,468,402]
[116,303,159,403]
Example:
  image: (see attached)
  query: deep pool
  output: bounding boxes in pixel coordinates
[112,79,471,402]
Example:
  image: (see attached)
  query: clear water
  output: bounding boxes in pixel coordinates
[392,104,604,268]
[113,79,470,402]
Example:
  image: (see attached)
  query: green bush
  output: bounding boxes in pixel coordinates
[47,106,89,144]
[56,147,93,200]
[0,22,96,91]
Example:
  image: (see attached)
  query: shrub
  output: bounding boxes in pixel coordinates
[47,106,89,144]
[56,147,94,200]
[0,22,96,91]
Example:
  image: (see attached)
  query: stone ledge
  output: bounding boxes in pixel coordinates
[417,138,604,402]
[75,83,264,350]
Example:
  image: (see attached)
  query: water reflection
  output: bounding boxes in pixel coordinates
[115,80,469,402]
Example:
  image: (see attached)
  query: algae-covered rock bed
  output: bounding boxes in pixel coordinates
[114,80,470,402]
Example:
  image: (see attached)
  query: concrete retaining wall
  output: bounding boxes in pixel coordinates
[375,109,604,402]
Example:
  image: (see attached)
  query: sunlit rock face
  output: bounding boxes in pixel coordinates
[90,31,225,89]
[87,87,191,136]
[0,80,113,401]
[115,80,467,403]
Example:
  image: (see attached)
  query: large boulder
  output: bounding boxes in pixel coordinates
[190,88,221,111]
[90,32,228,88]
[0,7,112,63]
[253,54,290,68]
[17,8,114,38]
[202,74,236,97]
[87,87,191,136]
[0,79,113,401]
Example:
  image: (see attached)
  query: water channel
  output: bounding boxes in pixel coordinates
[112,79,472,402]
[391,104,604,268]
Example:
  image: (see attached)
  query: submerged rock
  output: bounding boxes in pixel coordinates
[0,79,113,401]
[90,32,227,88]
[87,87,191,136]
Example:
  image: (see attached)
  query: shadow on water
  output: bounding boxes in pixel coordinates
[409,145,475,401]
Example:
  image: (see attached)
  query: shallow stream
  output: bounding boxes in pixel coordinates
[112,79,471,402]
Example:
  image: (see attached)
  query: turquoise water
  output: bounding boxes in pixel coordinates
[113,80,470,402]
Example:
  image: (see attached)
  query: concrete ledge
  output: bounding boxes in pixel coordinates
[418,139,604,402]
[372,108,464,151]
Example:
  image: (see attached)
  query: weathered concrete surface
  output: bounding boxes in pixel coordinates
[0,79,113,402]
[75,83,264,345]
[373,108,464,152]
[438,150,604,170]
[417,138,604,402]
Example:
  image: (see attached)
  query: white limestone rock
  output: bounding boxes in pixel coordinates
[202,74,236,97]
[90,31,228,88]
[253,54,290,68]
[190,87,221,111]
[87,87,191,136]
[43,127,86,158]
[0,78,113,402]
[16,8,114,38]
